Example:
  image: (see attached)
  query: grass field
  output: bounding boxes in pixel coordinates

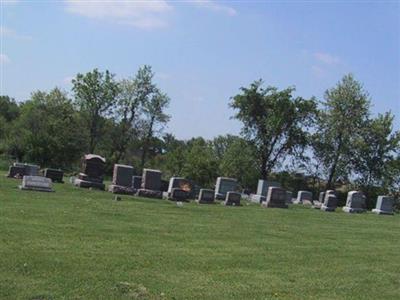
[1,173,399,300]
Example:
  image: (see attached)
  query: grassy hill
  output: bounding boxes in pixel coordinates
[0,173,399,299]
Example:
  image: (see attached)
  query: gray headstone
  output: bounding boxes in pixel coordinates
[82,154,105,179]
[215,177,238,200]
[256,180,280,196]
[19,175,53,192]
[262,187,288,209]
[112,164,134,187]
[141,169,162,191]
[296,190,313,204]
[372,196,394,215]
[197,189,215,204]
[321,194,338,212]
[24,164,39,176]
[224,191,241,206]
[343,191,366,213]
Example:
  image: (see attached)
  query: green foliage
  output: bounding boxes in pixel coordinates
[313,74,371,187]
[181,137,218,188]
[4,89,87,168]
[72,69,120,153]
[230,80,316,179]
[218,136,259,189]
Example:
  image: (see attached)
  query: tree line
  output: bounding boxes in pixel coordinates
[0,66,399,206]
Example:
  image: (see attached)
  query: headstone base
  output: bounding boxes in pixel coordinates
[302,200,313,206]
[342,206,366,213]
[108,185,135,195]
[214,193,225,200]
[320,205,336,212]
[311,201,322,209]
[74,179,105,190]
[262,202,288,209]
[19,185,54,192]
[137,189,163,199]
[371,208,394,215]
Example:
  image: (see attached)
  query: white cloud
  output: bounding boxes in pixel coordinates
[0,26,32,41]
[64,0,173,29]
[192,0,237,16]
[314,52,340,65]
[0,54,11,64]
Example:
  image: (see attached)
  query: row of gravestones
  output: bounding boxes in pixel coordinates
[7,162,64,192]
[7,154,395,214]
[250,179,395,215]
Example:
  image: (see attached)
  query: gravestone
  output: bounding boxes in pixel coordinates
[168,188,190,202]
[295,191,313,205]
[168,177,192,197]
[224,191,241,206]
[342,191,366,213]
[137,169,163,199]
[74,154,106,190]
[372,196,394,215]
[256,180,280,197]
[215,177,238,200]
[43,168,64,183]
[25,164,39,176]
[196,189,215,204]
[262,187,288,209]
[108,164,135,195]
[320,191,338,212]
[19,175,53,192]
[7,165,25,178]
[132,176,142,190]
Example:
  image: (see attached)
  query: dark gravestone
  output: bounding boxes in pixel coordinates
[141,169,162,190]
[132,176,142,189]
[168,177,192,199]
[168,188,190,202]
[161,180,169,192]
[372,196,394,215]
[262,187,288,209]
[108,164,135,195]
[43,168,64,183]
[343,191,366,213]
[74,154,106,190]
[321,193,338,212]
[256,180,280,197]
[7,165,25,178]
[215,177,238,200]
[137,169,163,199]
[19,175,53,192]
[224,191,241,206]
[196,189,215,204]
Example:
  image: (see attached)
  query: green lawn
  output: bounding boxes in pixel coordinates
[1,173,399,300]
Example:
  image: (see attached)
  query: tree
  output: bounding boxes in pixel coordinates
[6,88,87,168]
[218,137,259,189]
[313,74,370,188]
[139,66,170,168]
[230,80,316,180]
[0,96,19,122]
[353,112,400,196]
[181,137,219,188]
[109,66,155,164]
[72,69,119,153]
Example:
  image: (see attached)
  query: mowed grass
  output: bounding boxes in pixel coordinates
[0,173,399,300]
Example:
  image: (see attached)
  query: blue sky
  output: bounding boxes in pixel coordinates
[1,0,399,139]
